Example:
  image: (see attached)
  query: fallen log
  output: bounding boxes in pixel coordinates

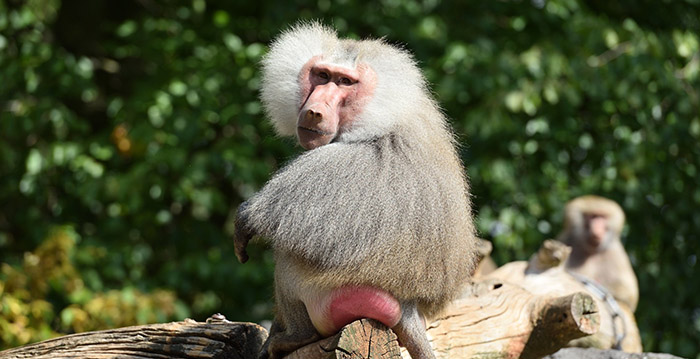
[1,315,681,359]
[415,279,598,359]
[288,279,599,359]
[0,282,599,359]
[0,292,678,359]
[0,240,662,359]
[0,314,266,359]
[485,240,642,352]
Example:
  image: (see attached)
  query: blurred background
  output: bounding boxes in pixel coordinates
[1,0,699,357]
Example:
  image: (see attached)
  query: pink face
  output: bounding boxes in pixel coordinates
[584,213,608,247]
[296,57,376,150]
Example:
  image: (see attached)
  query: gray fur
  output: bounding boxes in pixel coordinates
[241,131,474,310]
[236,22,477,359]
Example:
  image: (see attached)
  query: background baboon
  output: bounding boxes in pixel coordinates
[484,196,643,352]
[557,195,639,311]
[234,23,477,359]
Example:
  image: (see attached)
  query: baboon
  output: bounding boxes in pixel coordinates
[234,23,477,359]
[557,195,639,311]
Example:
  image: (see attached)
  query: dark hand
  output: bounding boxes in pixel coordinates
[234,202,254,263]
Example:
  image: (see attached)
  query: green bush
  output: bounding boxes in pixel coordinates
[1,0,698,357]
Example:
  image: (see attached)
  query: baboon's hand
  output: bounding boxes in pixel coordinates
[234,202,253,263]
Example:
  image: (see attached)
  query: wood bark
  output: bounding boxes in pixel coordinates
[0,315,266,359]
[408,279,599,359]
[287,319,401,359]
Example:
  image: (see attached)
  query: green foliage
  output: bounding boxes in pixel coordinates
[0,226,186,347]
[0,0,698,357]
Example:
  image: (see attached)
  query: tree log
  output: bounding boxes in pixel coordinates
[409,279,598,359]
[0,283,597,359]
[485,240,642,352]
[521,292,599,359]
[0,298,678,359]
[0,316,267,359]
[287,319,401,359]
[0,241,659,359]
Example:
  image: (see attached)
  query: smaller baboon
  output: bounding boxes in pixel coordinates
[557,195,639,311]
